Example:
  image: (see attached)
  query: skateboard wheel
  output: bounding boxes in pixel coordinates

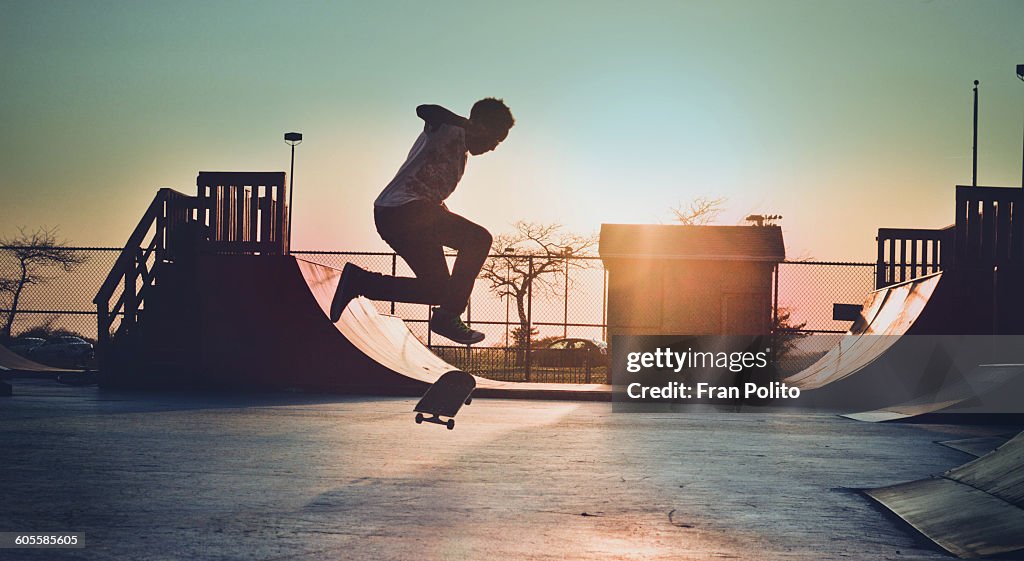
[464,397,473,406]
[415,413,424,424]
[446,419,455,430]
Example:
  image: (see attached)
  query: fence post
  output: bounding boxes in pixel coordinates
[390,253,397,315]
[602,266,608,342]
[771,263,779,372]
[563,252,569,338]
[525,255,533,382]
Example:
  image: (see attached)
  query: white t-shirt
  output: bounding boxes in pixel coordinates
[374,124,468,207]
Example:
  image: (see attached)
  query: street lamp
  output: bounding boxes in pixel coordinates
[972,80,979,187]
[1017,64,1024,188]
[284,132,303,250]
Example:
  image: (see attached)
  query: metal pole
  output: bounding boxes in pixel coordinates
[525,255,533,382]
[563,250,569,338]
[973,80,979,187]
[390,254,397,315]
[772,263,780,370]
[283,132,302,253]
[601,267,607,342]
[505,264,510,348]
[288,144,295,251]
[1018,64,1024,188]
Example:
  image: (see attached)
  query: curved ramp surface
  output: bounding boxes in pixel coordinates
[0,344,75,375]
[842,364,1024,422]
[784,272,942,391]
[866,430,1024,558]
[195,254,610,399]
[778,272,1011,411]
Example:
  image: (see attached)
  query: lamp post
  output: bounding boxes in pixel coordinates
[1017,64,1024,188]
[972,80,979,188]
[284,132,303,251]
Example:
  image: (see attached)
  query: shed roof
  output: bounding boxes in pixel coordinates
[599,224,785,262]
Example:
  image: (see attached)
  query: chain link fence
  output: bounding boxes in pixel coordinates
[774,261,876,376]
[0,247,120,345]
[1,246,876,383]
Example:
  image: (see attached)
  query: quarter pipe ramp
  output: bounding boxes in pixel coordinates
[191,254,610,399]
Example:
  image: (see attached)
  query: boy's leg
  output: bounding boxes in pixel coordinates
[334,202,490,344]
[331,203,448,321]
[358,201,491,312]
[358,203,450,305]
[430,206,493,315]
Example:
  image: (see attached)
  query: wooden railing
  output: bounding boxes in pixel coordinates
[93,172,290,365]
[875,226,953,289]
[93,188,194,352]
[954,185,1024,268]
[197,171,289,255]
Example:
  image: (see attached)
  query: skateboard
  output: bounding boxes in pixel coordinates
[414,370,476,430]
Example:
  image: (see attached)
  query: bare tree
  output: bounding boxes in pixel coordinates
[670,196,726,225]
[479,222,598,347]
[0,227,86,340]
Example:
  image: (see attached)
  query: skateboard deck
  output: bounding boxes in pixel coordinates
[414,370,476,430]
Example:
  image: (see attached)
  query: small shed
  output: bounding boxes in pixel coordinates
[599,224,785,336]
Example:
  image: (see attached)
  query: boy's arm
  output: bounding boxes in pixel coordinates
[416,104,470,130]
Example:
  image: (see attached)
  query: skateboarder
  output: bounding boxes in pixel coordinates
[331,98,515,345]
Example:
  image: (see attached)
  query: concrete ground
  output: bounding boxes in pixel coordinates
[1,379,1020,561]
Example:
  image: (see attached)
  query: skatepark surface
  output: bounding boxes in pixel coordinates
[3,379,1021,561]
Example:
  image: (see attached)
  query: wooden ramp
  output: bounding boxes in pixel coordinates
[781,273,955,410]
[194,254,610,399]
[841,364,1024,422]
[938,436,1013,458]
[0,344,76,376]
[866,430,1024,558]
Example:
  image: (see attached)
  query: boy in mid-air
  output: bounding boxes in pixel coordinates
[330,98,515,345]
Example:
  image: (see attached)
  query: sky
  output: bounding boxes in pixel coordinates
[1,0,1023,261]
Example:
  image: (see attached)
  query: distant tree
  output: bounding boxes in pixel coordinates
[479,222,598,349]
[670,196,726,225]
[0,227,86,340]
[772,307,810,361]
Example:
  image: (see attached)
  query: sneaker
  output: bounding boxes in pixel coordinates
[430,308,485,345]
[330,263,365,322]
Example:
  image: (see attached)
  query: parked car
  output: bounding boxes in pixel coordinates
[8,337,46,356]
[28,336,95,367]
[531,338,608,367]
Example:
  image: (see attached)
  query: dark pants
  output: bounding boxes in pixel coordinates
[366,201,492,315]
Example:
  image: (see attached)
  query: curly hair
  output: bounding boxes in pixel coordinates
[470,98,515,132]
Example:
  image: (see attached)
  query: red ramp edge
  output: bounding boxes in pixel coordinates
[196,254,610,400]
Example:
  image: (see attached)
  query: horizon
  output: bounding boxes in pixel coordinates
[2,0,1023,262]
